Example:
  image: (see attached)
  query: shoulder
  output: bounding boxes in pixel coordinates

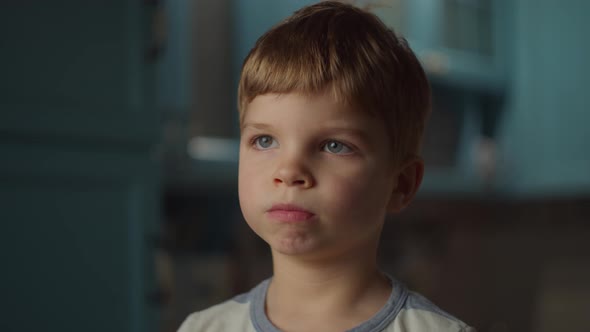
[386,290,476,332]
[177,293,255,332]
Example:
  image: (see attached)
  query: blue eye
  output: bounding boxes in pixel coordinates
[323,140,352,154]
[254,135,278,149]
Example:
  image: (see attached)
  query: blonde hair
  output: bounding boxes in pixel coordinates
[238,1,431,164]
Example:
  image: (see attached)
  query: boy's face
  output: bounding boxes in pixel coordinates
[238,92,400,260]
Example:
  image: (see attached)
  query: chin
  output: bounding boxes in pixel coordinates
[270,236,320,256]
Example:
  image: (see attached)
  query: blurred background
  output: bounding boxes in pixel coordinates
[1,0,589,331]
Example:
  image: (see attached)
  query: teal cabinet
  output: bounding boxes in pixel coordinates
[0,1,159,331]
[498,0,590,195]
[377,0,510,93]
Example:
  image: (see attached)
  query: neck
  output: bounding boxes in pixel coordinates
[265,246,391,329]
[271,247,380,292]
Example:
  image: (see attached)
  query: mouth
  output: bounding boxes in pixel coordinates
[267,203,315,222]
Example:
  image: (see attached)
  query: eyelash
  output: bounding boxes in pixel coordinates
[249,135,355,155]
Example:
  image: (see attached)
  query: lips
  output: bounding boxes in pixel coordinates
[267,203,315,222]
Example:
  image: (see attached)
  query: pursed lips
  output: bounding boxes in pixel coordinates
[267,203,315,222]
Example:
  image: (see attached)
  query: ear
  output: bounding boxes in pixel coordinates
[386,157,424,214]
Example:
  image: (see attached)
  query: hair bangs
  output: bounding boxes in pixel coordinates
[238,6,387,120]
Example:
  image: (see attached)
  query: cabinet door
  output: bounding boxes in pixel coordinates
[0,1,159,332]
[378,0,510,92]
[500,0,590,194]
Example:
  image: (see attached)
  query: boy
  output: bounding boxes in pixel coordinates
[179,1,475,331]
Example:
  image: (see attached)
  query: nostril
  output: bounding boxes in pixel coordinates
[273,166,314,187]
[273,177,310,187]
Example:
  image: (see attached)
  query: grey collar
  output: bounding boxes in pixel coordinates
[249,274,408,332]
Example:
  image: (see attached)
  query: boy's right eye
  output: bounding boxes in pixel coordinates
[253,135,278,149]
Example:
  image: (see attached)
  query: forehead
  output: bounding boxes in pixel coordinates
[242,92,373,124]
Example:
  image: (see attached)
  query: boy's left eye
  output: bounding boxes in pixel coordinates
[323,140,353,154]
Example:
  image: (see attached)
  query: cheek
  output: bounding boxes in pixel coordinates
[238,181,260,237]
[238,158,257,216]
[238,151,272,218]
[322,168,391,221]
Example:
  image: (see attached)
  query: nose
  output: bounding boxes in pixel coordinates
[273,153,314,189]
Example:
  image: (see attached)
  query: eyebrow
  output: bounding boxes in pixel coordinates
[240,122,273,131]
[320,127,370,143]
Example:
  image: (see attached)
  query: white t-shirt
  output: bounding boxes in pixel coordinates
[178,276,476,332]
